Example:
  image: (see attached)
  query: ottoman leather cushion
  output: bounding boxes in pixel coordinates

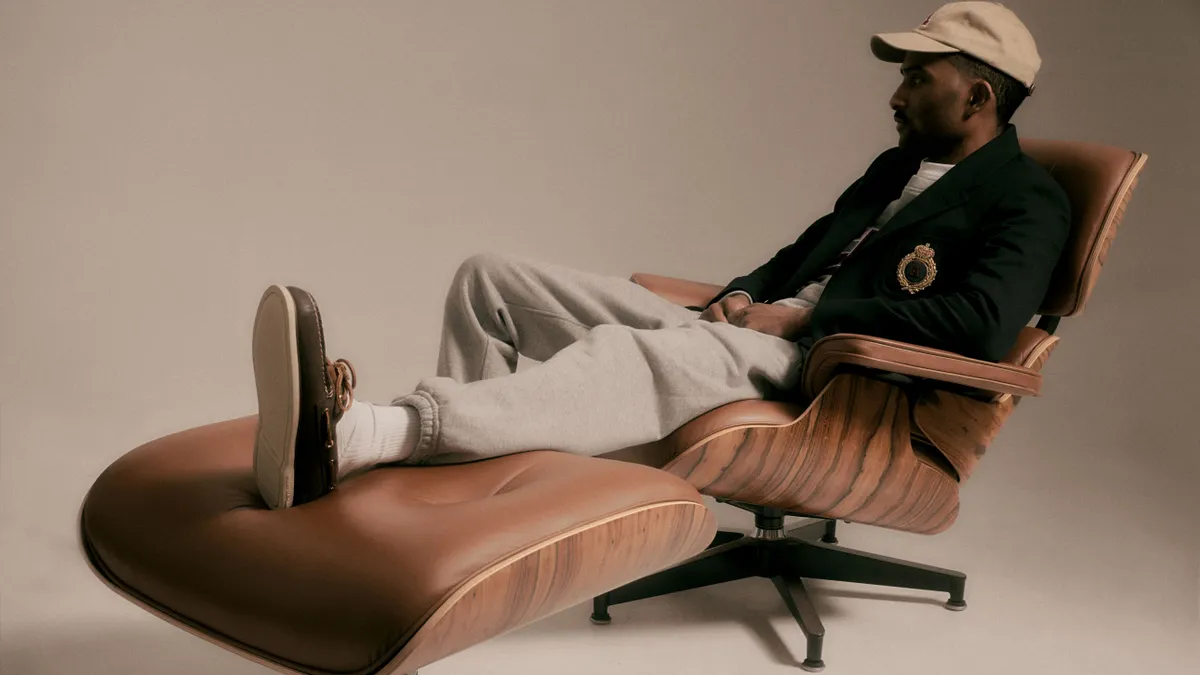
[80,416,715,675]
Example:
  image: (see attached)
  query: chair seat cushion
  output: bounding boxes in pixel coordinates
[80,416,715,675]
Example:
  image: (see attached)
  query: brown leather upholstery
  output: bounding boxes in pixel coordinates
[80,416,715,675]
[1020,138,1148,317]
[602,399,805,469]
[1001,326,1056,371]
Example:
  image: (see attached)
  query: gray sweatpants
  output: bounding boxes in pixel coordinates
[391,252,805,465]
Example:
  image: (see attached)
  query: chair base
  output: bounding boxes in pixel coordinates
[590,512,966,670]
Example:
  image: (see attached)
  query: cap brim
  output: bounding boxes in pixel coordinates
[870,31,961,63]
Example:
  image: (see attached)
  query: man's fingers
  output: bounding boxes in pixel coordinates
[709,304,728,323]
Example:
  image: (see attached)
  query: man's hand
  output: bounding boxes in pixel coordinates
[727,303,813,341]
[699,293,752,324]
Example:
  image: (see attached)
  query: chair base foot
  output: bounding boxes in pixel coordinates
[944,599,968,611]
[801,659,826,672]
[589,612,612,625]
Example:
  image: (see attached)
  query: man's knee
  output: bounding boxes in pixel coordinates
[450,252,506,294]
[446,252,517,312]
[456,251,515,280]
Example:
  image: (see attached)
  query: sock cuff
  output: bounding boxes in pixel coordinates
[390,391,439,463]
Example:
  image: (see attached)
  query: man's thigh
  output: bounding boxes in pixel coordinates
[475,251,700,329]
[582,320,803,399]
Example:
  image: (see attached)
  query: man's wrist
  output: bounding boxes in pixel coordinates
[787,308,812,340]
[721,290,753,305]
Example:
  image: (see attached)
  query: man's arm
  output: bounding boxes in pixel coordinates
[704,149,902,309]
[716,290,754,304]
[704,211,839,307]
[705,158,899,309]
[803,178,1071,362]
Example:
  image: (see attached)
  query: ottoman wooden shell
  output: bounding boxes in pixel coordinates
[79,416,717,675]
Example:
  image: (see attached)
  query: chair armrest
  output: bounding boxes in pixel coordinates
[630,273,724,308]
[802,334,1042,401]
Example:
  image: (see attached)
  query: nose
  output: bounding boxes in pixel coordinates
[890,87,906,114]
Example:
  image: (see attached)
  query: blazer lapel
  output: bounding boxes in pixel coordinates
[856,125,1024,254]
[823,152,918,248]
[865,176,968,243]
[779,179,904,293]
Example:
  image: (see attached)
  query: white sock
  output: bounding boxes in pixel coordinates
[335,401,421,480]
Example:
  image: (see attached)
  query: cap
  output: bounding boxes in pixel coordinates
[871,2,1041,90]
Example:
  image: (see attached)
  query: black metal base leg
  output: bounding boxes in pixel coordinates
[944,580,968,611]
[772,574,826,672]
[821,520,838,544]
[590,594,612,625]
[588,501,971,669]
[591,537,760,622]
[782,538,967,610]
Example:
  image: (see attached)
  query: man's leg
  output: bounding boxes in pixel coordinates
[392,319,804,466]
[436,251,701,383]
[251,258,777,508]
[333,251,705,479]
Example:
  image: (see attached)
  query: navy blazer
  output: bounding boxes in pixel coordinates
[707,125,1072,363]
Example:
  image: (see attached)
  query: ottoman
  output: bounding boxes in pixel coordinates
[79,415,717,675]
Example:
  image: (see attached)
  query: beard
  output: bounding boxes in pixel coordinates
[898,125,958,160]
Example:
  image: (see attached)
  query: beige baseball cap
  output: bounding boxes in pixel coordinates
[871,1,1041,90]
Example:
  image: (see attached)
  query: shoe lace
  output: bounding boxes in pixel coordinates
[326,358,357,414]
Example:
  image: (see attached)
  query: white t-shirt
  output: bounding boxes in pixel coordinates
[724,159,955,310]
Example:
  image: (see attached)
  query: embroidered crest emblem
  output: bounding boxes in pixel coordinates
[897,243,937,294]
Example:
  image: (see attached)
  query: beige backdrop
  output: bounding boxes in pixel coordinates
[2,1,1197,674]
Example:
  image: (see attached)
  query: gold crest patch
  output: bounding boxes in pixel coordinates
[897,243,937,294]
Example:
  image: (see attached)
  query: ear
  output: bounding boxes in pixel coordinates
[963,80,994,120]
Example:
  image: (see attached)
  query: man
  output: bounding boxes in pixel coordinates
[252,1,1070,510]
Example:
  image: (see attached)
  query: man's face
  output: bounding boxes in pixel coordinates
[890,53,971,155]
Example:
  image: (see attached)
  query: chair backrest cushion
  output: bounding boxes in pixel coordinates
[1020,138,1148,317]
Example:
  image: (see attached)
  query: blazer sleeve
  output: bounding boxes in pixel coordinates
[704,175,867,308]
[802,177,1072,362]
